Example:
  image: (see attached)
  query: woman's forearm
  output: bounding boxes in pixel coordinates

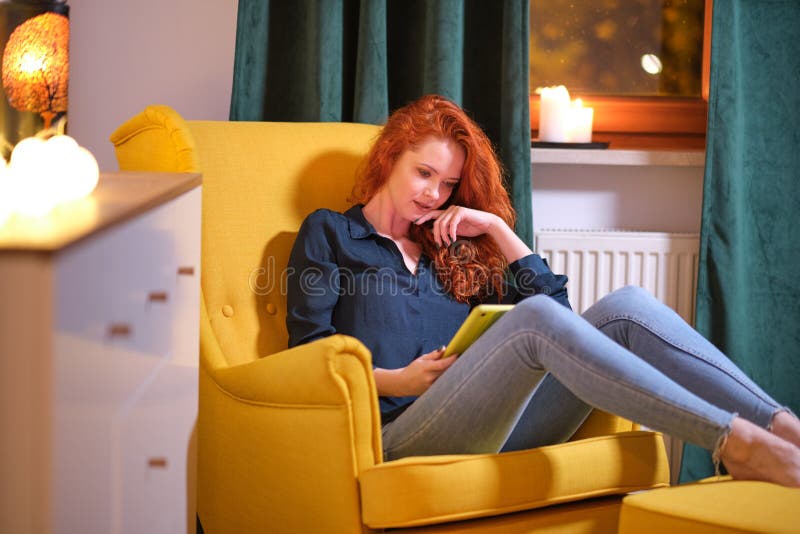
[488,215,533,264]
[374,349,456,397]
[374,367,406,397]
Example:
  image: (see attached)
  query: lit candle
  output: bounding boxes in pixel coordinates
[568,99,594,143]
[538,85,572,142]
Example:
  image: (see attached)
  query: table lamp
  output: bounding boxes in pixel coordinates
[2,10,68,130]
[0,0,69,156]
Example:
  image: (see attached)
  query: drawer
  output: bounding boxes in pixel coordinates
[53,334,163,533]
[54,187,201,360]
[53,334,198,534]
[115,360,197,534]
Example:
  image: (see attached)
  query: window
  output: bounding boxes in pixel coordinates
[529,0,711,148]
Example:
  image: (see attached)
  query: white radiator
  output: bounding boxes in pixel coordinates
[535,229,701,324]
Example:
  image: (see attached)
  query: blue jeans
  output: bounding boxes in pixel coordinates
[382,285,786,460]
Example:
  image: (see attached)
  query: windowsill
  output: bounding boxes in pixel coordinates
[531,147,705,167]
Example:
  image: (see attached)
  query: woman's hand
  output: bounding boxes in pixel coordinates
[374,347,457,397]
[415,205,533,263]
[401,348,458,395]
[415,206,500,247]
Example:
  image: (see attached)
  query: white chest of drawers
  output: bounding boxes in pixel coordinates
[0,172,202,534]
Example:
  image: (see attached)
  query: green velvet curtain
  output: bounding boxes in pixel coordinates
[230,0,533,246]
[679,0,800,483]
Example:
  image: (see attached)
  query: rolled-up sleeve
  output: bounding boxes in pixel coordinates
[286,211,341,347]
[506,254,572,310]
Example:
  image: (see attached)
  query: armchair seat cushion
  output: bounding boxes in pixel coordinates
[360,430,669,529]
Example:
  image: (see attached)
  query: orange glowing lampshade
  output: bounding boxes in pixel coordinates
[1,12,69,129]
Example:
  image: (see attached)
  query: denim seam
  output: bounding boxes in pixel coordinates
[593,313,781,411]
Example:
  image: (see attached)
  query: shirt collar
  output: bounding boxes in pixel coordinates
[345,204,379,239]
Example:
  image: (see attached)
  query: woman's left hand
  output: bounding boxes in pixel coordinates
[415,206,501,247]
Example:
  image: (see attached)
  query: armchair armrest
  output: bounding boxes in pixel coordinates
[214,335,377,409]
[197,330,383,533]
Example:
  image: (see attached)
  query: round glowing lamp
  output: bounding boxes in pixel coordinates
[1,11,69,129]
[6,134,99,217]
[9,136,56,215]
[55,139,99,201]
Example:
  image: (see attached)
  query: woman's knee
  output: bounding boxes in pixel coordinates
[499,294,584,354]
[513,294,573,326]
[517,293,564,314]
[615,284,653,300]
[582,285,657,324]
[602,285,656,309]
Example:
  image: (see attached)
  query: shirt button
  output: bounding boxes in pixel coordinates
[222,305,234,317]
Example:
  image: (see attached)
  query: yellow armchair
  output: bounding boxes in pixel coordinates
[111,106,669,533]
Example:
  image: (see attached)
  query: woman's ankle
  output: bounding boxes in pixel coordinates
[718,418,757,466]
[719,417,800,487]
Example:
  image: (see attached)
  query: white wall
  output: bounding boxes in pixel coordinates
[68,0,239,171]
[532,164,704,234]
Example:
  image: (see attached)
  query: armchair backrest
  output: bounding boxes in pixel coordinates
[111,106,380,366]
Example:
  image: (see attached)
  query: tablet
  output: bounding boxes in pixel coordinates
[443,304,514,358]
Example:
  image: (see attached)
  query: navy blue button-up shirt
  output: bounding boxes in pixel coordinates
[286,205,571,423]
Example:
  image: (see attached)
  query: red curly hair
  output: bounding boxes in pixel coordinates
[350,94,516,303]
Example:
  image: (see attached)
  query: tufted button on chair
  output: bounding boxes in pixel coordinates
[111,106,669,534]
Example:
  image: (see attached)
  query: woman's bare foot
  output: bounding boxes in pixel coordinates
[719,417,800,487]
[770,410,800,449]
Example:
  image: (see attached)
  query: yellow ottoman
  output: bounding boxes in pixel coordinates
[619,480,800,533]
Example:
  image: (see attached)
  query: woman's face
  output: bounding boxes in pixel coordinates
[384,136,465,222]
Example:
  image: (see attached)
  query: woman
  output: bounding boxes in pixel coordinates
[286,94,800,487]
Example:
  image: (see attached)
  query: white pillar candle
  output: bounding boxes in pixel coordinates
[538,85,571,142]
[568,99,594,143]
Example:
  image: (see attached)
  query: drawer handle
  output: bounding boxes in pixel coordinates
[148,457,168,469]
[108,323,131,338]
[177,266,195,276]
[148,291,169,303]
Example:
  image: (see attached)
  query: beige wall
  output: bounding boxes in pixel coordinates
[68,0,239,171]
